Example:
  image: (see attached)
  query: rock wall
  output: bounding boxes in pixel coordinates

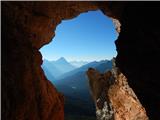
[1,2,99,120]
[115,2,160,119]
[2,1,160,120]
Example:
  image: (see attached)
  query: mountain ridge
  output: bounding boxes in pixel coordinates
[57,59,111,80]
[42,57,76,79]
[42,58,113,119]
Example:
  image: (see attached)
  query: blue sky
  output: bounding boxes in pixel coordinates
[40,10,118,62]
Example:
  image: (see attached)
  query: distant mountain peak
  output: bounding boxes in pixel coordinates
[57,57,67,62]
[59,57,66,60]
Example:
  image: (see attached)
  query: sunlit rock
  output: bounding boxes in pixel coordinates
[87,59,148,120]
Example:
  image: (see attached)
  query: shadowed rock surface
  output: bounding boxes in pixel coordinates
[2,2,160,120]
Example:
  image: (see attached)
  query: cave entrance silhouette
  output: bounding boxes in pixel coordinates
[40,10,119,120]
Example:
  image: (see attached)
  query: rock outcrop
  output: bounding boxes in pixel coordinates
[2,1,160,120]
[87,62,148,120]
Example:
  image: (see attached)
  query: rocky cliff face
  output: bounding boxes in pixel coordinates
[87,63,148,120]
[2,2,160,120]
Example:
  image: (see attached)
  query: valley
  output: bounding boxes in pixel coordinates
[41,57,112,119]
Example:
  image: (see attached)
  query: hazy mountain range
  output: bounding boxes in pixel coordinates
[41,57,112,119]
[41,57,76,79]
[57,59,112,80]
[70,61,89,67]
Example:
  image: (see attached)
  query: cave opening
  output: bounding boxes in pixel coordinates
[39,10,119,120]
[3,2,160,120]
